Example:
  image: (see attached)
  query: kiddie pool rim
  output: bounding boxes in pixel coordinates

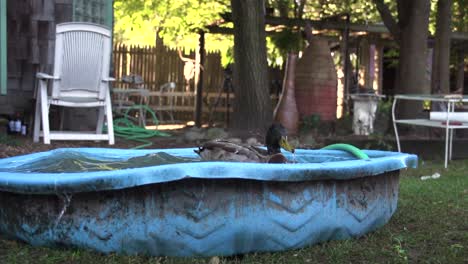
[0,148,418,194]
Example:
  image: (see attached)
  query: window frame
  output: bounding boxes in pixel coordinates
[0,0,7,95]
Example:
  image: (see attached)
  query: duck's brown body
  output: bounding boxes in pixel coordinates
[194,140,272,163]
[194,123,293,164]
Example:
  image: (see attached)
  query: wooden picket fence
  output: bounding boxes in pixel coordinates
[112,43,227,123]
[112,43,282,125]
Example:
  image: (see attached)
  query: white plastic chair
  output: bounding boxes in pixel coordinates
[157,82,177,123]
[33,22,115,144]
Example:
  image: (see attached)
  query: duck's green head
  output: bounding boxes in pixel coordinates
[265,123,295,155]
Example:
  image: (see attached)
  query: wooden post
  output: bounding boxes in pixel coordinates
[342,14,350,113]
[375,41,384,94]
[355,37,361,89]
[195,30,205,127]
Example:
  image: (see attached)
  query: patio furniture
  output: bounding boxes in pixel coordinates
[113,74,150,127]
[112,88,150,127]
[33,22,115,145]
[392,94,468,168]
[156,82,177,123]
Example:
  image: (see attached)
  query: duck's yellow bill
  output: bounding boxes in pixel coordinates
[279,137,295,153]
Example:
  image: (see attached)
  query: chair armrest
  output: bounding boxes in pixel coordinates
[103,77,116,82]
[36,72,59,80]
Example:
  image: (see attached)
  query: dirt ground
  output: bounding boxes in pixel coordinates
[2,123,461,161]
[0,128,195,159]
[0,123,290,159]
[0,127,392,159]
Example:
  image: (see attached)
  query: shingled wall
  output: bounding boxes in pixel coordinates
[0,0,74,116]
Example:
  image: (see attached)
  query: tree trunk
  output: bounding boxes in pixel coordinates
[455,0,466,94]
[456,50,465,93]
[397,0,431,117]
[431,0,453,94]
[396,0,431,95]
[230,0,272,132]
[374,0,431,118]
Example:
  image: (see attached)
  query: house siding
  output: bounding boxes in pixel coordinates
[0,0,112,117]
[0,0,6,96]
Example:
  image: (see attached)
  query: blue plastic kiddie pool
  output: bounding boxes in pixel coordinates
[0,147,417,256]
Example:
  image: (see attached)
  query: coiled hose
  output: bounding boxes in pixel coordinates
[110,105,170,149]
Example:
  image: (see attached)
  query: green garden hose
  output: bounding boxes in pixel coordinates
[321,143,370,160]
[110,105,171,149]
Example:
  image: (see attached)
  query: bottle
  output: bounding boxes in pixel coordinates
[8,117,14,134]
[14,116,22,133]
[21,124,27,136]
[9,120,16,133]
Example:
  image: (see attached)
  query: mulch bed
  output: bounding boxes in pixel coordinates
[0,129,194,159]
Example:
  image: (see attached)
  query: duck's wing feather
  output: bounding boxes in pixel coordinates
[250,145,268,156]
[196,140,266,162]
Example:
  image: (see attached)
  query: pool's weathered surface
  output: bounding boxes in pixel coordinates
[0,148,417,256]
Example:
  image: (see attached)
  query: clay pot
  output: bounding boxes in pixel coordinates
[273,53,300,135]
[295,37,337,121]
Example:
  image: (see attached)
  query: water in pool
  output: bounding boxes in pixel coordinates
[7,151,200,173]
[2,149,364,173]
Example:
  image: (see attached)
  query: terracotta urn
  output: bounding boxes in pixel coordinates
[273,53,300,135]
[295,37,337,121]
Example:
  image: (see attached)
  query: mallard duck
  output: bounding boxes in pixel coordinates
[194,123,295,163]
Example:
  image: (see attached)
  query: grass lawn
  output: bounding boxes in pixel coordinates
[0,159,467,264]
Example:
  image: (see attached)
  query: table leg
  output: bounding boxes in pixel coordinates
[449,128,453,161]
[448,102,455,161]
[392,98,401,152]
[445,125,449,168]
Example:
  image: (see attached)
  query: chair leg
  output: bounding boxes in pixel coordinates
[33,97,41,143]
[39,87,51,144]
[105,92,115,145]
[59,107,65,131]
[96,106,105,134]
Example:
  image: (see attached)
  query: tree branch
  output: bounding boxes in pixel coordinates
[372,0,401,43]
[297,0,307,19]
[304,21,314,44]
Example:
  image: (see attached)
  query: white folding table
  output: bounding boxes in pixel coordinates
[392,94,468,168]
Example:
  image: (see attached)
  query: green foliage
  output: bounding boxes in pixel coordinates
[0,134,21,146]
[334,114,354,136]
[297,0,387,24]
[299,114,321,134]
[376,98,392,115]
[113,0,464,68]
[113,0,230,50]
[453,0,468,32]
[373,98,393,135]
[364,133,394,151]
[383,48,399,68]
[269,28,304,57]
[113,0,391,67]
[392,234,408,262]
[266,36,284,66]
